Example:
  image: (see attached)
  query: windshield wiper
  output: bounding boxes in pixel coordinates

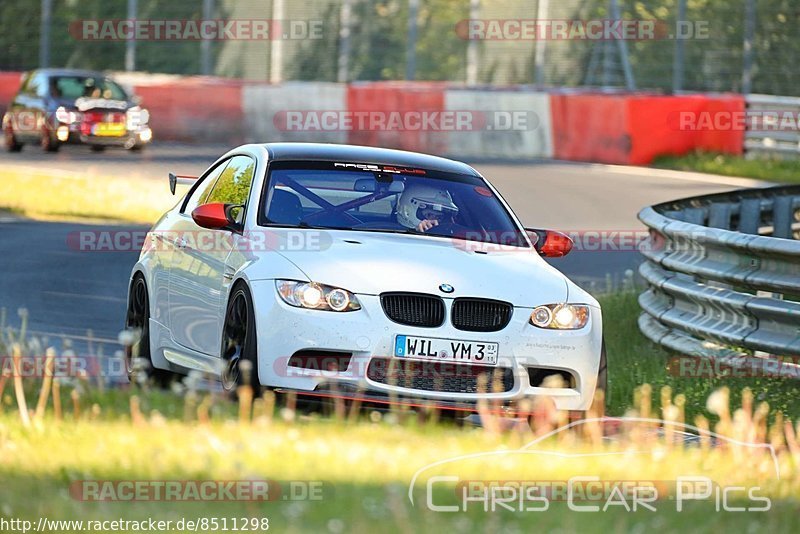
[348,227,421,236]
[295,222,422,235]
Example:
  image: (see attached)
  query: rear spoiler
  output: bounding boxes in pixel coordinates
[168,172,198,195]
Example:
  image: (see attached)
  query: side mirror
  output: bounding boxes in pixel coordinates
[526,228,573,258]
[191,203,242,232]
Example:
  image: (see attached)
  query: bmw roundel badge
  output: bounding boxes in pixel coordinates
[439,283,454,294]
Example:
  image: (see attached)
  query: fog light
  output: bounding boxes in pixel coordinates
[138,127,152,143]
[56,126,69,142]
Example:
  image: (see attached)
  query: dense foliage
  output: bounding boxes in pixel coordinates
[1,1,798,94]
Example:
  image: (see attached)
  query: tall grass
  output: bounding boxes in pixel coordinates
[2,300,800,530]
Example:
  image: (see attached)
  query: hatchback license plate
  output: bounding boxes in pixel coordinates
[92,122,126,137]
[394,335,498,365]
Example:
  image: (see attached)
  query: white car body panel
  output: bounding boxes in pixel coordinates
[249,230,572,304]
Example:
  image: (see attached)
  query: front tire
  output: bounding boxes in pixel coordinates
[589,341,608,416]
[221,283,261,392]
[125,274,176,387]
[40,127,60,152]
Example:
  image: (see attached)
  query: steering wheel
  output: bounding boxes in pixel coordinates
[424,220,465,235]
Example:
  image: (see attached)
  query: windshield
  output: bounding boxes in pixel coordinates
[49,75,128,100]
[259,161,529,247]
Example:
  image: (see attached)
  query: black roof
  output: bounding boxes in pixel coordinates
[27,68,112,79]
[264,143,479,176]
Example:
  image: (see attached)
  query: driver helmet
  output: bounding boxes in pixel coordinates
[396,183,459,229]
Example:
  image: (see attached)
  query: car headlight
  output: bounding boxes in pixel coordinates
[275,280,361,312]
[530,304,589,329]
[126,107,150,129]
[55,106,81,124]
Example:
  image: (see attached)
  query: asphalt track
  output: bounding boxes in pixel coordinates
[0,143,767,354]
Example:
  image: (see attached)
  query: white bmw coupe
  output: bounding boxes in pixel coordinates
[126,143,605,411]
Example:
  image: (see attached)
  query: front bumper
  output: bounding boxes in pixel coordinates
[250,280,604,411]
[56,122,152,147]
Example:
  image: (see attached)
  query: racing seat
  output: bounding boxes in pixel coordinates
[267,189,303,225]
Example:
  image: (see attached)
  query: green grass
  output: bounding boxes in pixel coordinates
[1,413,796,533]
[602,292,800,421]
[0,414,797,533]
[653,151,800,184]
[0,168,181,224]
[2,296,800,532]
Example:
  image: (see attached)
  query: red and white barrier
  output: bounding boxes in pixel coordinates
[346,82,448,153]
[626,94,744,163]
[0,71,23,119]
[551,92,744,164]
[443,89,553,159]
[134,78,245,143]
[243,82,347,144]
[0,70,745,164]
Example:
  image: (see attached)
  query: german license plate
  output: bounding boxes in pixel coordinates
[92,122,126,137]
[394,335,498,365]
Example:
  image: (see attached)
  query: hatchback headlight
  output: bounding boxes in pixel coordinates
[55,106,81,124]
[530,304,589,329]
[126,106,150,129]
[276,280,361,312]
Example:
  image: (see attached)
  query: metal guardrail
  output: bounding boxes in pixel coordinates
[745,94,800,156]
[637,185,800,377]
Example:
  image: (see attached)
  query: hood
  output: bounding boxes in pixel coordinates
[260,230,570,306]
[52,97,132,112]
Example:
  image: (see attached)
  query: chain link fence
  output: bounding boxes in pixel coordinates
[0,0,797,95]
